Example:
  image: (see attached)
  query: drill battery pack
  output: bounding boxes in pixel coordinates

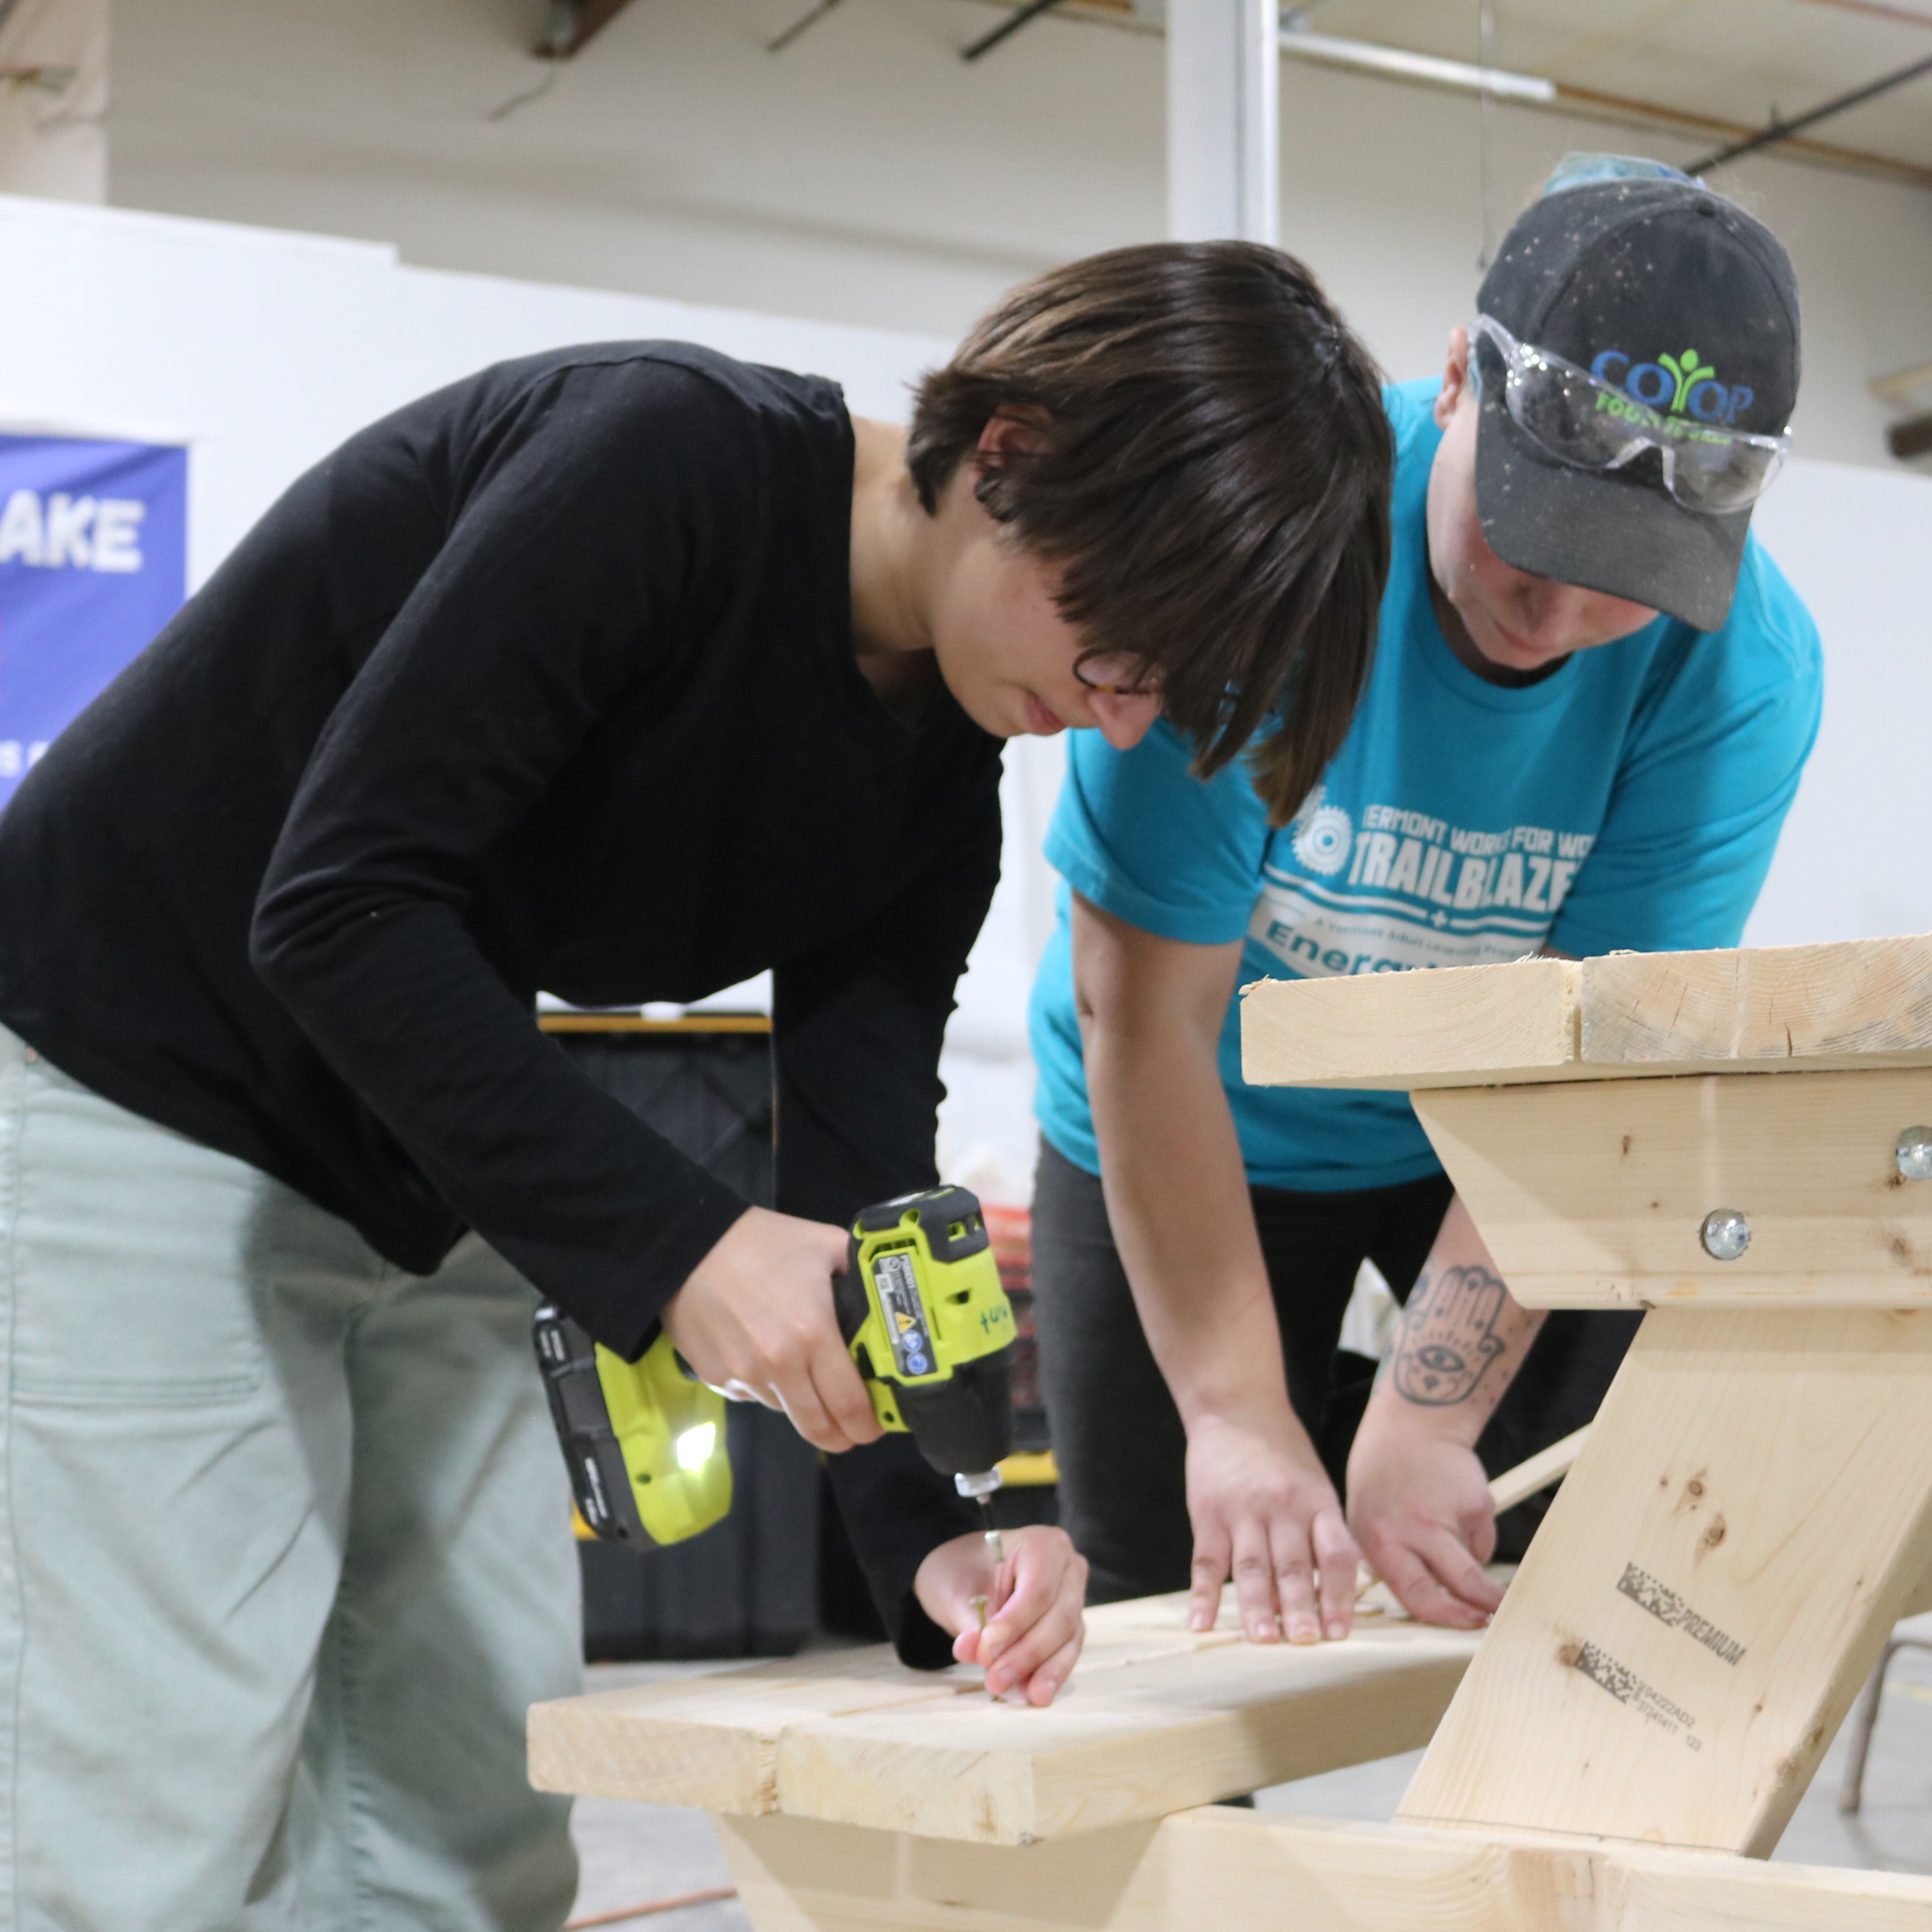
[532,1306,732,1548]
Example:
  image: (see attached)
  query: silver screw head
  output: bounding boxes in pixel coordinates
[1897,1128,1932,1182]
[1700,1209,1751,1262]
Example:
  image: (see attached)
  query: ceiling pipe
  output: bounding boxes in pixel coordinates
[1279,27,1552,104]
[1686,47,1932,173]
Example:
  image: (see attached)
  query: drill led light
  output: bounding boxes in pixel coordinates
[675,1422,719,1472]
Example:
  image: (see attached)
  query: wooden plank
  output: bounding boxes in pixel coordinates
[1581,936,1932,1072]
[1411,1068,1932,1309]
[1490,1425,1592,1515]
[1398,1303,1932,1855]
[526,1647,980,1814]
[772,1619,1479,1843]
[1238,935,1932,1093]
[1240,956,1580,1091]
[713,1804,1932,1931]
[526,1598,1247,1814]
[529,1596,1480,1843]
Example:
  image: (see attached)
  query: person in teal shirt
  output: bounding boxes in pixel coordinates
[1027,156,1822,1644]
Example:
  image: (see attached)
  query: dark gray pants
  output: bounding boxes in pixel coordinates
[1030,1137,1636,1603]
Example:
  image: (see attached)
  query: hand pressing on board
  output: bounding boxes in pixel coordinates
[917,1524,1088,1705]
[1184,1407,1361,1645]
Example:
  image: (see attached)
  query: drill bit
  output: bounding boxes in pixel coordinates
[955,1470,1006,1629]
[978,1493,1005,1577]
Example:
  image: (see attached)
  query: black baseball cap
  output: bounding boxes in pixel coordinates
[1473,156,1801,632]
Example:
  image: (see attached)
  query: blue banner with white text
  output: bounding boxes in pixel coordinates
[0,434,188,810]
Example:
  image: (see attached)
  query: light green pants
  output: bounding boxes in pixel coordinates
[0,1025,582,1929]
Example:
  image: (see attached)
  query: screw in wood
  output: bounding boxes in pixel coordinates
[1896,1127,1932,1181]
[1700,1208,1751,1261]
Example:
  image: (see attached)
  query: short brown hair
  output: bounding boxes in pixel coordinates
[908,242,1391,823]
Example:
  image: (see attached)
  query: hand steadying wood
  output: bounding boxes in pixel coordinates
[1354,1423,1592,1605]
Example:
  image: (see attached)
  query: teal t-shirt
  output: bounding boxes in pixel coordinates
[1031,379,1824,1192]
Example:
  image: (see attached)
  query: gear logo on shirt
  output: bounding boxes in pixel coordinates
[1289,789,1354,877]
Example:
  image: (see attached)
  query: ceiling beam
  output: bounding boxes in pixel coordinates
[942,0,1932,191]
[1555,78,1932,187]
[1792,0,1932,29]
[766,0,847,54]
[534,0,636,60]
[1686,47,1932,172]
[1888,412,1932,460]
[962,0,1065,62]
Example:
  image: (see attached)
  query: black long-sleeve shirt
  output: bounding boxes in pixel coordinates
[0,342,997,1658]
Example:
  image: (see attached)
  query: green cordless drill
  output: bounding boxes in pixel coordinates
[535,1184,1019,1568]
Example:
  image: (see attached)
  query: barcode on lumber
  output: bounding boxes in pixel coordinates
[1616,1563,1746,1667]
[1568,1639,1702,1750]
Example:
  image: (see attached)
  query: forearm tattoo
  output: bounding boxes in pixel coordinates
[1388,1263,1511,1407]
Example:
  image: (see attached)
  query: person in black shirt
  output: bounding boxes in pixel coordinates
[0,242,1391,1929]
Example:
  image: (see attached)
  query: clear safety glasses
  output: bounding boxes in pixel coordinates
[1468,314,1790,516]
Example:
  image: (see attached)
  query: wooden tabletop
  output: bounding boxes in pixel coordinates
[527,1588,1488,1845]
[1240,933,1932,1092]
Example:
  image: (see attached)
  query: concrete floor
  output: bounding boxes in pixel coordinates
[567,1612,1932,1926]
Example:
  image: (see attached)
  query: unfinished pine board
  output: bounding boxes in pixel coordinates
[1584,936,1932,1072]
[1240,954,1581,1090]
[525,1601,1247,1815]
[774,1618,1480,1843]
[1409,1067,1932,1309]
[1490,1425,1592,1514]
[530,1601,1480,1844]
[1239,934,1932,1093]
[715,1804,1932,1932]
[1398,1303,1932,1855]
[526,1645,985,1815]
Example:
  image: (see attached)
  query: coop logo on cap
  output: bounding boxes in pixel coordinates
[1589,346,1754,428]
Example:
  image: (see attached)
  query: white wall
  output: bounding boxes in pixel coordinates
[1745,457,1932,948]
[0,192,949,581]
[105,0,1932,471]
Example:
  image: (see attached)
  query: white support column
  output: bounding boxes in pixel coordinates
[1165,0,1279,244]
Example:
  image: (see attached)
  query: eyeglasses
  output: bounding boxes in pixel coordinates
[1072,652,1161,699]
[1468,314,1790,516]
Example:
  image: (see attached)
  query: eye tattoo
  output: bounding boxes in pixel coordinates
[1390,1264,1510,1406]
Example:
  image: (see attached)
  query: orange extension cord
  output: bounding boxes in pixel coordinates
[563,1885,738,1927]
